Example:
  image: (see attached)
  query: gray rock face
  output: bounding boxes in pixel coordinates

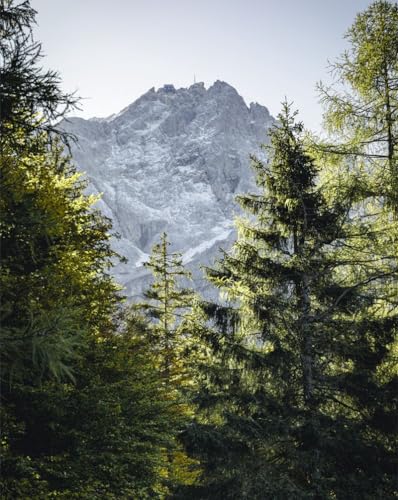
[62,81,274,298]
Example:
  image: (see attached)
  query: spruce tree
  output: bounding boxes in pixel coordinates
[134,232,194,383]
[0,131,120,383]
[185,104,397,499]
[0,0,77,143]
[0,3,178,497]
[130,232,200,492]
[0,0,97,381]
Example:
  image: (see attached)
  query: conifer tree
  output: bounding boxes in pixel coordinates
[1,3,180,497]
[0,1,117,380]
[131,232,200,492]
[185,104,397,499]
[0,131,120,383]
[1,314,184,499]
[315,3,398,495]
[318,0,398,213]
[135,232,194,383]
[0,0,77,143]
[317,0,398,381]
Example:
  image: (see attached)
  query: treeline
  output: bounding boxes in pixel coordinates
[0,1,397,499]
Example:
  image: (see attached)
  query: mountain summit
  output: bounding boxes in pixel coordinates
[62,81,274,297]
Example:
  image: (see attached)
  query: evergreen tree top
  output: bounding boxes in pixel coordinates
[0,0,78,143]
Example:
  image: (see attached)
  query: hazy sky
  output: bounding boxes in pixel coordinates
[31,0,374,131]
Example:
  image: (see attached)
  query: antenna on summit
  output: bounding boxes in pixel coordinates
[193,74,196,84]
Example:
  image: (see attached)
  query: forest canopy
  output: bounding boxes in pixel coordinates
[0,1,397,499]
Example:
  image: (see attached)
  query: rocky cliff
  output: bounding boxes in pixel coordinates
[62,81,274,297]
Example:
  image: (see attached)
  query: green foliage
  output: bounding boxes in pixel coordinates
[185,103,398,499]
[314,3,398,497]
[1,1,397,498]
[1,326,180,499]
[318,0,398,212]
[0,131,121,383]
[0,1,117,382]
[131,233,202,492]
[0,3,175,498]
[134,232,194,381]
[0,0,78,143]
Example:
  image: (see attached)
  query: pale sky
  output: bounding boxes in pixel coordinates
[31,0,375,131]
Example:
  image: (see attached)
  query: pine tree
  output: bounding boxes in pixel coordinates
[0,3,175,497]
[318,0,398,213]
[0,0,77,144]
[1,315,183,499]
[130,232,201,493]
[184,104,397,498]
[314,3,398,495]
[134,232,194,383]
[0,131,121,383]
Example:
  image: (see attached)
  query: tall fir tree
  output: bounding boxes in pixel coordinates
[134,232,194,382]
[130,232,201,493]
[0,0,78,143]
[184,103,397,499]
[0,3,183,497]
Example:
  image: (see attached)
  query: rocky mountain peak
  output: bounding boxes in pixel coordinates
[62,82,274,298]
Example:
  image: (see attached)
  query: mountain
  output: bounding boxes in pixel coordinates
[62,81,274,298]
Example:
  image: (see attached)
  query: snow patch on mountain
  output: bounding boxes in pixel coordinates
[182,223,234,265]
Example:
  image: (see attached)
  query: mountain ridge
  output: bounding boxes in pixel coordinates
[62,81,274,297]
